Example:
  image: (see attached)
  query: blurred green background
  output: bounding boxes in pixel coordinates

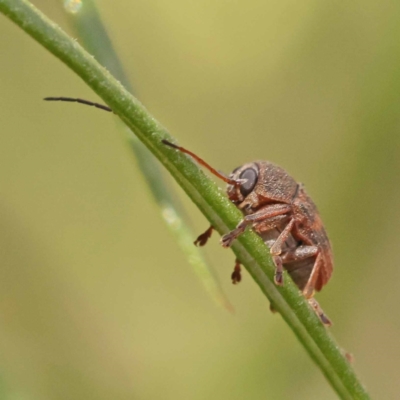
[1,0,399,399]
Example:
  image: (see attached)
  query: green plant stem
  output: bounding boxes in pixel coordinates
[0,1,370,399]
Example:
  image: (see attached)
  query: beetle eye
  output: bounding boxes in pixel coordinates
[239,168,258,197]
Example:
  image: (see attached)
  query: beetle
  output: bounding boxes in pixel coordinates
[44,97,333,325]
[161,140,333,326]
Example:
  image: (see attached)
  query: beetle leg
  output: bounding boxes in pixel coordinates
[271,295,331,327]
[267,219,296,285]
[221,204,291,247]
[308,298,332,327]
[231,259,242,284]
[252,214,289,235]
[272,255,284,285]
[194,225,214,246]
[302,252,323,299]
[270,219,295,256]
[280,245,318,263]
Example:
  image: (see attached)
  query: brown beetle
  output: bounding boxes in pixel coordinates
[162,140,333,326]
[44,97,333,325]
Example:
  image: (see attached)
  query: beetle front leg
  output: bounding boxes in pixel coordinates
[221,204,291,248]
[220,220,248,247]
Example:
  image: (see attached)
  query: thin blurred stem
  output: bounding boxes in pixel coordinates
[62,0,233,312]
[0,1,370,399]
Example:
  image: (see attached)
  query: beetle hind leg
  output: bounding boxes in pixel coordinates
[302,252,323,299]
[308,298,332,327]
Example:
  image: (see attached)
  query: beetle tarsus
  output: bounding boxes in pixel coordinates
[308,298,332,327]
[319,313,332,327]
[273,255,284,285]
[231,260,242,284]
[194,225,214,246]
[221,221,248,247]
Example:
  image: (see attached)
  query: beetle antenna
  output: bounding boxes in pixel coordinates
[162,139,241,186]
[44,100,241,186]
[44,97,113,113]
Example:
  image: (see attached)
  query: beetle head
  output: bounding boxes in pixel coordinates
[226,163,260,210]
[227,161,298,211]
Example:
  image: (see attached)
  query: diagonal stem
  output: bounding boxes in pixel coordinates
[0,1,370,399]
